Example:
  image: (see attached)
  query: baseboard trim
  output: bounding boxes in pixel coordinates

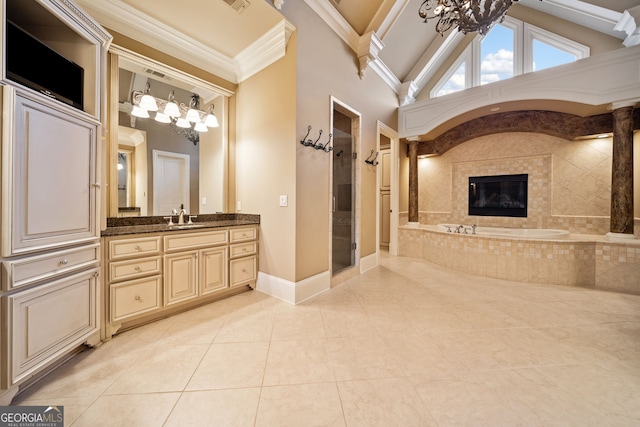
[256,270,330,305]
[360,252,378,273]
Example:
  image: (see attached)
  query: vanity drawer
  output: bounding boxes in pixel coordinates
[2,244,100,291]
[110,276,162,323]
[109,256,162,283]
[229,255,257,288]
[164,230,227,252]
[109,236,161,260]
[229,241,257,259]
[229,227,257,243]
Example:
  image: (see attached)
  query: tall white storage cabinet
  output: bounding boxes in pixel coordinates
[0,0,111,404]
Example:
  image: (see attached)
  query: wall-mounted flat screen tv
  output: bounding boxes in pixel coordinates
[6,21,84,110]
[469,174,528,217]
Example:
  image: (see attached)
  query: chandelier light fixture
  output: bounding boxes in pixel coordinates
[419,0,521,35]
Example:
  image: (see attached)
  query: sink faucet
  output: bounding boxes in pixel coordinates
[171,208,187,225]
[178,208,187,225]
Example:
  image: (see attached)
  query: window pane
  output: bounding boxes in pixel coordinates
[532,39,577,71]
[435,62,465,97]
[480,24,514,85]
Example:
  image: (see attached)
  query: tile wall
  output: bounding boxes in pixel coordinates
[417,132,616,235]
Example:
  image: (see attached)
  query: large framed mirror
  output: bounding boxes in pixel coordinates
[107,45,233,218]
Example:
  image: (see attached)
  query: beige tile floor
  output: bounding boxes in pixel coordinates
[13,253,640,426]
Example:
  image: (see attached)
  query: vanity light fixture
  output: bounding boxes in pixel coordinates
[204,105,219,128]
[185,95,202,123]
[130,90,219,131]
[138,82,159,111]
[163,90,181,118]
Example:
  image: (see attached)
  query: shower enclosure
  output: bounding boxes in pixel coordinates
[332,127,355,274]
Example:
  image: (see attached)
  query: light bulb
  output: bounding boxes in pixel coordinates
[131,105,149,118]
[164,102,180,118]
[175,117,191,128]
[185,108,201,123]
[139,94,158,111]
[154,111,171,123]
[138,82,158,111]
[164,91,181,117]
[194,122,208,132]
[204,113,219,128]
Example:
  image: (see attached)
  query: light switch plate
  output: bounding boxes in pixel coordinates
[279,195,288,207]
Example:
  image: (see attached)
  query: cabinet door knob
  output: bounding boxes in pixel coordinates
[135,295,141,301]
[93,182,101,188]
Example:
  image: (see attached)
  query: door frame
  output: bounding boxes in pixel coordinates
[376,121,399,256]
[329,97,361,277]
[152,149,190,215]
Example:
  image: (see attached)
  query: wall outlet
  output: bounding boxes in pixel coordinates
[202,197,207,205]
[279,195,288,207]
[237,201,242,211]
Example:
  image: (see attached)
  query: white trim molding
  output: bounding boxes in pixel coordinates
[74,0,293,84]
[399,44,640,139]
[615,7,640,47]
[256,271,330,305]
[357,31,385,78]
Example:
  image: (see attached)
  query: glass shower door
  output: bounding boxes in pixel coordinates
[332,128,355,274]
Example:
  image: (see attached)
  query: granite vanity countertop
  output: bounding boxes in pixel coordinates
[102,213,260,237]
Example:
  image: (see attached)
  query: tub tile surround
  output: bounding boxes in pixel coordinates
[404,132,640,294]
[399,225,640,294]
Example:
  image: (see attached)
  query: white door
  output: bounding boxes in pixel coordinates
[153,150,190,215]
[379,149,391,249]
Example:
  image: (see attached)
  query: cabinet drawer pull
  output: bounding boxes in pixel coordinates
[134,266,142,271]
[134,245,141,251]
[60,259,69,265]
[242,268,247,273]
[135,295,141,301]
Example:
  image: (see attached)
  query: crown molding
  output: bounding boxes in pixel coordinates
[235,20,296,82]
[304,0,360,48]
[74,0,291,84]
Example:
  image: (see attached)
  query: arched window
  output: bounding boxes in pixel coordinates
[431,17,589,98]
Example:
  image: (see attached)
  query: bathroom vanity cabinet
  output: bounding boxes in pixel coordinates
[102,225,258,340]
[0,0,111,405]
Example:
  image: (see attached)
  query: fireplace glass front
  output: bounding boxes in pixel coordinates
[468,174,528,217]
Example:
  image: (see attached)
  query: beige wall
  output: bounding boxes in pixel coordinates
[235,32,298,282]
[416,132,640,235]
[282,1,398,281]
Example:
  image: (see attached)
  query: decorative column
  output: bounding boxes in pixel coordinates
[608,103,635,238]
[408,140,419,224]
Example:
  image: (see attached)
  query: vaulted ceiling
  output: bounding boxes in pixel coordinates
[76,0,640,103]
